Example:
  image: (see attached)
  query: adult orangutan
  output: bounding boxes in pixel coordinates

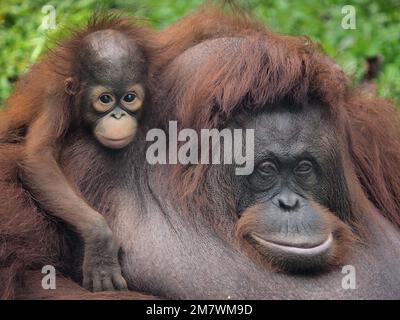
[1,6,400,299]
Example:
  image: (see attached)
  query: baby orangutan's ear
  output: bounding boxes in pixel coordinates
[65,77,78,96]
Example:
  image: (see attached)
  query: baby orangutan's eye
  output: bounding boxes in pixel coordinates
[99,94,113,104]
[123,93,137,103]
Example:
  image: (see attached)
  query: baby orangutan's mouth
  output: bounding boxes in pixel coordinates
[97,134,135,149]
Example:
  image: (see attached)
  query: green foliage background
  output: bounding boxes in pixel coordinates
[0,0,399,107]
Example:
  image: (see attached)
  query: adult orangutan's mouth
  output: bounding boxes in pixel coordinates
[251,233,333,256]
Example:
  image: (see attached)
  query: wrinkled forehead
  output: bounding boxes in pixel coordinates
[244,104,336,156]
[79,30,146,86]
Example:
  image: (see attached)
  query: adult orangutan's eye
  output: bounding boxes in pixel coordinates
[295,160,313,176]
[258,161,278,176]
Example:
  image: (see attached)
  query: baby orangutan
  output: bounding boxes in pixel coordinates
[20,28,149,291]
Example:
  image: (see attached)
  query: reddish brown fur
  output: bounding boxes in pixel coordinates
[0,143,66,299]
[0,5,399,299]
[346,96,400,227]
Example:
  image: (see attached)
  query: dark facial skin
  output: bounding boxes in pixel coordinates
[78,30,146,149]
[235,104,353,272]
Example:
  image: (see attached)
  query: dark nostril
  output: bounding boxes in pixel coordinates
[278,198,300,211]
